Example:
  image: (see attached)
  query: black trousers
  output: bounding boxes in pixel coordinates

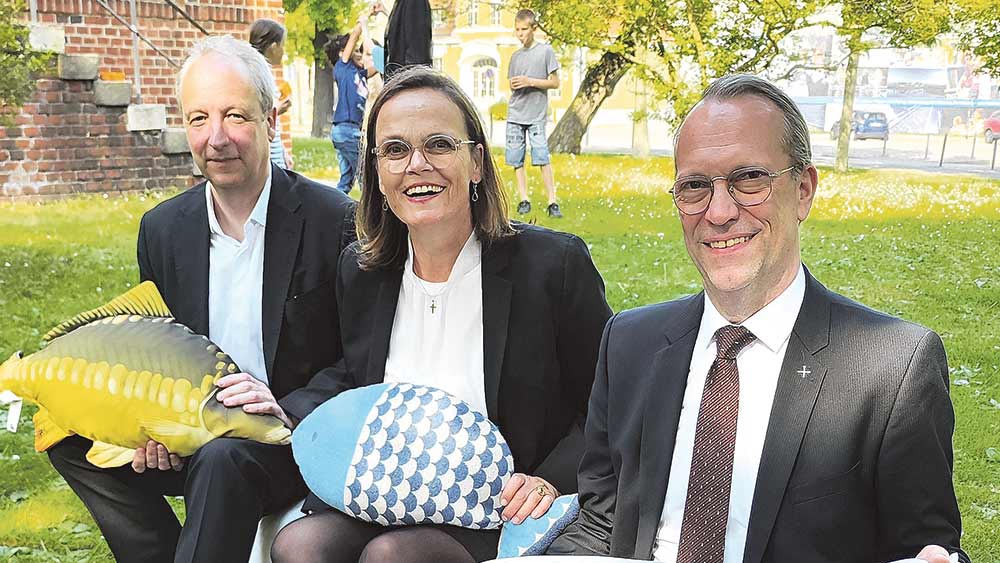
[48,434,307,563]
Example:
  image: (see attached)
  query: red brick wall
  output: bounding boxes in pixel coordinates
[3,0,290,198]
[1,77,192,197]
[32,0,287,126]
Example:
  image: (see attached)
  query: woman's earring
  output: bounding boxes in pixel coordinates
[471,182,480,203]
[381,194,388,212]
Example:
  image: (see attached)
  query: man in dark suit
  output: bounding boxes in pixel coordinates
[47,35,355,563]
[548,74,967,563]
[371,0,432,79]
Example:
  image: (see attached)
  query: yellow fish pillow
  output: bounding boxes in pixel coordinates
[0,282,290,468]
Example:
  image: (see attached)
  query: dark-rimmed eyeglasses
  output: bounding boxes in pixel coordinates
[371,134,476,174]
[669,165,796,215]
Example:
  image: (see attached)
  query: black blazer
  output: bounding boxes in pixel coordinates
[283,224,612,500]
[384,0,432,79]
[136,164,356,402]
[548,269,968,563]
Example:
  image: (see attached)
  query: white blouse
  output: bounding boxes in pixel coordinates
[383,232,487,414]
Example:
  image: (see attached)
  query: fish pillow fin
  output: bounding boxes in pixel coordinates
[33,408,73,452]
[86,442,136,468]
[139,418,214,455]
[44,281,173,341]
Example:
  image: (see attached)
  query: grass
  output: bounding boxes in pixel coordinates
[0,139,997,561]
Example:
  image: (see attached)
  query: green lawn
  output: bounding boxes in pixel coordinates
[0,140,998,561]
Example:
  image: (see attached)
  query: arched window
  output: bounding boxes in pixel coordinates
[472,58,497,99]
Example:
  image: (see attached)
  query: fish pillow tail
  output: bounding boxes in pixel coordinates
[261,425,292,445]
[33,408,73,452]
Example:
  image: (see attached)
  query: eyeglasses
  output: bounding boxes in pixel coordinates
[371,134,476,174]
[669,165,796,215]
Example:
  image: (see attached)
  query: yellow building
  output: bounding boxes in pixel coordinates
[429,0,665,151]
[286,1,668,152]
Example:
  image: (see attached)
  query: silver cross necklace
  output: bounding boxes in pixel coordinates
[413,275,449,315]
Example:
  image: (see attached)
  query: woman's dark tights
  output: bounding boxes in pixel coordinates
[270,510,497,563]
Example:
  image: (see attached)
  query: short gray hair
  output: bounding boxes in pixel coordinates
[176,35,274,116]
[676,74,812,173]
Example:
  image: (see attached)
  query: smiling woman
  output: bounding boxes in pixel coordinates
[371,89,484,256]
[269,67,613,563]
[353,67,514,272]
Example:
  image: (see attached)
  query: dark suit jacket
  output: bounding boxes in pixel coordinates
[548,269,968,563]
[283,224,612,502]
[136,164,356,402]
[384,0,432,79]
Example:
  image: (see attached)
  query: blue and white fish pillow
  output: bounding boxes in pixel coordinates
[496,494,580,558]
[292,383,514,529]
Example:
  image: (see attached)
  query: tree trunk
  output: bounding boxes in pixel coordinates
[548,49,632,154]
[311,28,333,139]
[835,48,861,172]
[631,77,650,158]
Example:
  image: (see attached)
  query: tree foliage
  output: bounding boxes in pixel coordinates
[823,0,951,171]
[283,0,355,62]
[1,0,51,120]
[834,0,950,49]
[282,0,355,137]
[526,0,821,128]
[951,0,1000,76]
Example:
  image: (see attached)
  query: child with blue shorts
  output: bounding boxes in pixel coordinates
[506,9,562,218]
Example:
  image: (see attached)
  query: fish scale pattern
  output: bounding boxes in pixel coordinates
[342,383,512,528]
[496,493,580,558]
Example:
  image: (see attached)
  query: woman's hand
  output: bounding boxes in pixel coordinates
[499,473,558,524]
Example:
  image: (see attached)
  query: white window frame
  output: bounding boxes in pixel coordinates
[490,2,502,25]
[469,0,479,26]
[431,8,446,28]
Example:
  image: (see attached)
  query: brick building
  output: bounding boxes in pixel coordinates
[2,0,287,198]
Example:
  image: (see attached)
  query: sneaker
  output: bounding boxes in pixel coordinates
[517,200,531,215]
[546,202,563,218]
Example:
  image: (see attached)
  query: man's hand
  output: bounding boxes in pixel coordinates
[915,545,954,563]
[499,473,558,524]
[132,440,184,473]
[216,373,293,429]
[510,76,534,90]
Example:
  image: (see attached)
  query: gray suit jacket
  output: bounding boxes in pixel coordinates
[548,268,968,563]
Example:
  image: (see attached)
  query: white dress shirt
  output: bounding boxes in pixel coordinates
[205,172,271,385]
[652,265,806,563]
[384,232,487,414]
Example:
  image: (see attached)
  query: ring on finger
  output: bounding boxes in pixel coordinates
[536,484,552,497]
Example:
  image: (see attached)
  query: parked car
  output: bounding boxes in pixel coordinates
[830,111,889,141]
[984,110,1000,143]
